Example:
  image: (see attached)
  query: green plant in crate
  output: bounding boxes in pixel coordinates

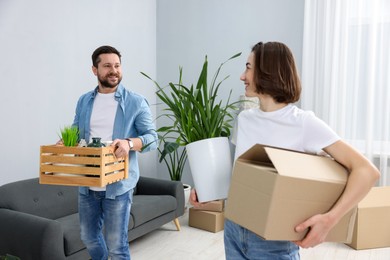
[59,125,79,147]
[141,53,242,146]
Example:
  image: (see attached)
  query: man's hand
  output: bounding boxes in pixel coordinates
[112,139,130,158]
[293,213,335,248]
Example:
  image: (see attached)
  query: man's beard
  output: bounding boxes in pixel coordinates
[98,72,122,89]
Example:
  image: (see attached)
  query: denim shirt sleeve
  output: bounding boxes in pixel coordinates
[135,98,158,152]
[112,86,157,150]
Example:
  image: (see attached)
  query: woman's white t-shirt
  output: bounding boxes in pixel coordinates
[232,104,340,160]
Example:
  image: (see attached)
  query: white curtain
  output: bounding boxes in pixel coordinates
[302,0,390,185]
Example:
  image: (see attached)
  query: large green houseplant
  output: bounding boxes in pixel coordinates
[142,53,241,146]
[142,53,241,202]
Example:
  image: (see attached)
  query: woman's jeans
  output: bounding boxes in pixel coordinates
[224,219,300,260]
[79,190,133,260]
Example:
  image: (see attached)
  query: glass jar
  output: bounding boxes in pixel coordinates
[86,137,105,169]
[87,137,106,147]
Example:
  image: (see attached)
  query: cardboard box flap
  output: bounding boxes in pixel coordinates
[239,144,348,184]
[265,146,348,183]
[237,144,273,167]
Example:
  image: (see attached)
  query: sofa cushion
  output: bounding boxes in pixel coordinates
[0,178,78,220]
[56,213,85,256]
[130,195,177,228]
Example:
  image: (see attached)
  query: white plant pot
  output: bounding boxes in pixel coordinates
[183,183,191,209]
[186,137,233,203]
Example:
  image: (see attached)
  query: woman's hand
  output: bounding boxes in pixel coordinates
[189,189,212,209]
[293,212,335,248]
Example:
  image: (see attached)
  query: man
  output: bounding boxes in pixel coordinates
[73,45,157,260]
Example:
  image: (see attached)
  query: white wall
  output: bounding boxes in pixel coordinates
[0,0,157,185]
[155,0,305,186]
[0,0,305,186]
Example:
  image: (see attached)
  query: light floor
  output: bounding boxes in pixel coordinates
[130,209,390,260]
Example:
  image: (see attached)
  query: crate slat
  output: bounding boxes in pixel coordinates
[41,165,101,175]
[40,174,103,187]
[41,145,109,155]
[40,155,103,165]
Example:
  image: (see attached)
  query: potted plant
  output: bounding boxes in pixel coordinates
[59,125,79,146]
[158,138,191,208]
[142,53,241,202]
[55,125,80,176]
[158,140,187,182]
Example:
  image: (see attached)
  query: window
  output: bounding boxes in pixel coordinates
[302,0,390,185]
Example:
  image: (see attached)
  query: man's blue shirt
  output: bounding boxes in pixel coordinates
[73,84,157,199]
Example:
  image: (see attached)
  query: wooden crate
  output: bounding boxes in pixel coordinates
[40,145,128,187]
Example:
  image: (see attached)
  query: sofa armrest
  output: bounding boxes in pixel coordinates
[0,209,66,260]
[136,176,185,217]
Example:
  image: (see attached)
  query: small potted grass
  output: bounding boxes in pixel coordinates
[55,125,80,176]
[59,125,79,147]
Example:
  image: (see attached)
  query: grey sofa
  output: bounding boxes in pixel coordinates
[0,176,184,260]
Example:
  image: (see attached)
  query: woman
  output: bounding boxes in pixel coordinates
[192,41,380,259]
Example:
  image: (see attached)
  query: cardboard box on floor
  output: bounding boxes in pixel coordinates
[192,200,225,212]
[347,186,390,250]
[225,144,357,243]
[189,208,224,233]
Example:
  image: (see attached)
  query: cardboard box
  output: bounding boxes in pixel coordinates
[348,186,390,250]
[225,144,356,242]
[192,200,225,212]
[40,145,128,187]
[189,207,224,233]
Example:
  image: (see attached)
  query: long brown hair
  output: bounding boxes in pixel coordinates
[252,42,301,103]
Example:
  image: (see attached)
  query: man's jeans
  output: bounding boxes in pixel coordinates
[79,190,133,260]
[224,219,300,260]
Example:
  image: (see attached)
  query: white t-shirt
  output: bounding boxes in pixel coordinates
[90,92,117,142]
[89,92,118,191]
[232,104,340,160]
